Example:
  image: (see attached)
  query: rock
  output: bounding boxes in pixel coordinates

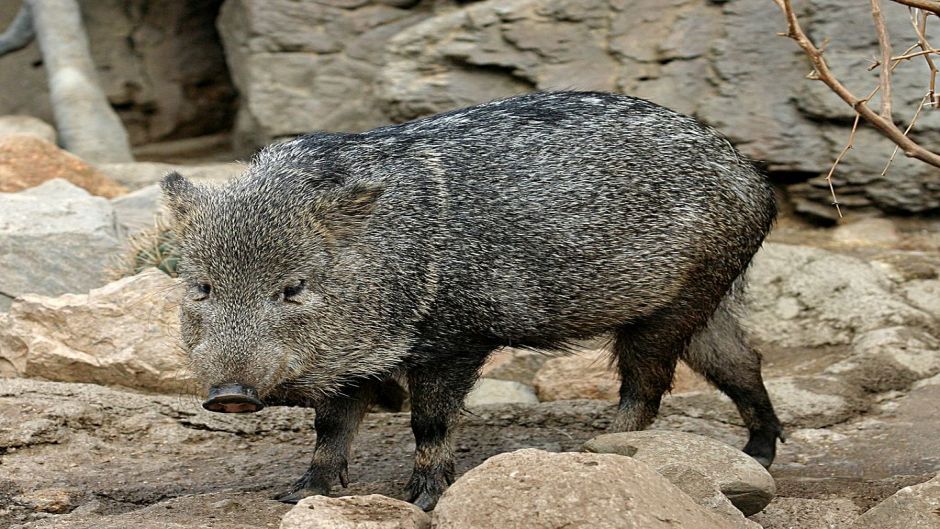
[0,135,127,197]
[582,431,775,516]
[14,488,75,514]
[743,243,933,348]
[280,495,430,529]
[533,348,619,401]
[832,217,901,247]
[433,448,755,529]
[111,184,165,235]
[465,378,539,407]
[851,473,940,529]
[0,269,193,394]
[98,161,245,191]
[750,497,860,529]
[0,179,125,310]
[0,0,235,146]
[825,326,940,392]
[216,0,451,148]
[0,115,56,143]
[665,374,868,429]
[901,279,940,317]
[481,347,552,384]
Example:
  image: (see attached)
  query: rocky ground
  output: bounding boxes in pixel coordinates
[1,116,940,527]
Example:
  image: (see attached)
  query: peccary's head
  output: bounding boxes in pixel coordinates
[160,163,385,412]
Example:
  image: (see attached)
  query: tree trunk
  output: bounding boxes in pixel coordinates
[26,0,133,163]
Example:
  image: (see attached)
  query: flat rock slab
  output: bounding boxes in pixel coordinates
[583,431,775,516]
[281,495,430,529]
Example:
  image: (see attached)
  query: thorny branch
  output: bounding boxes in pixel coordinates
[772,0,940,216]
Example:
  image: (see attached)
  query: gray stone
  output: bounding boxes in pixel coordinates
[750,497,860,529]
[901,280,940,317]
[97,162,245,191]
[583,431,776,516]
[465,378,539,407]
[433,448,756,529]
[832,217,901,247]
[280,495,430,529]
[0,179,124,310]
[743,243,933,348]
[851,473,940,529]
[480,346,551,384]
[825,326,940,392]
[0,115,56,143]
[111,184,163,235]
[216,0,452,148]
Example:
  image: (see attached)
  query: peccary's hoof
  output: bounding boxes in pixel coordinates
[273,487,325,504]
[202,384,265,413]
[411,491,439,512]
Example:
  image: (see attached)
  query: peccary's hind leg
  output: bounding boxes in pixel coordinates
[684,300,784,468]
[274,382,376,503]
[610,318,685,432]
[406,353,486,511]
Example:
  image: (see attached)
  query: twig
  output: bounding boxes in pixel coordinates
[871,0,894,119]
[891,0,940,16]
[823,114,860,219]
[773,0,940,168]
[882,93,930,175]
[910,8,939,107]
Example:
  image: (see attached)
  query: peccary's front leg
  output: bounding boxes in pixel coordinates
[406,357,483,511]
[274,383,374,503]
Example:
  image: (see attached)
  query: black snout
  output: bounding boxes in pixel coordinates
[203,384,266,413]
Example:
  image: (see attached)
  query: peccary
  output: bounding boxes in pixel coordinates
[162,91,784,510]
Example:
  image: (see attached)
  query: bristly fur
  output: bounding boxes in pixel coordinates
[162,91,782,509]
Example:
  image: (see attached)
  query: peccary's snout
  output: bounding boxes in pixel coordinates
[203,384,266,413]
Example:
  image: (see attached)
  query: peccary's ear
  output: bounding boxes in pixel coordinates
[314,181,384,239]
[160,171,199,220]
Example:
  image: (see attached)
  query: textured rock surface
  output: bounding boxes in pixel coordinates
[97,161,245,190]
[532,348,619,401]
[465,378,539,407]
[280,495,430,529]
[0,180,125,310]
[851,473,940,529]
[216,0,457,148]
[0,135,127,197]
[0,0,235,145]
[432,449,754,529]
[0,115,56,143]
[583,431,776,516]
[0,269,192,393]
[111,184,164,236]
[750,497,860,529]
[744,243,933,348]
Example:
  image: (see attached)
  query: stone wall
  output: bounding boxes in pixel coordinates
[0,0,235,145]
[216,0,940,217]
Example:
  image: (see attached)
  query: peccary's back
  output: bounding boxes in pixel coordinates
[295,92,776,343]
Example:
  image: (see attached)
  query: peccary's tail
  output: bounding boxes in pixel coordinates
[682,276,785,467]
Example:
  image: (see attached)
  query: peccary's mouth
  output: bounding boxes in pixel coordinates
[202,384,266,413]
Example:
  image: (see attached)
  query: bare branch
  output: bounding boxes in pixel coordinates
[773,0,940,168]
[910,8,939,107]
[823,114,860,219]
[891,0,940,15]
[882,93,929,175]
[871,0,894,119]
[0,3,35,56]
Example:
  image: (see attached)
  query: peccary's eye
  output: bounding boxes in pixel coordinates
[193,282,211,300]
[283,279,306,302]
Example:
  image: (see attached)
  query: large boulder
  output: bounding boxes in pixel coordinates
[280,495,430,529]
[743,243,934,349]
[582,431,776,516]
[851,473,940,529]
[215,0,457,148]
[0,179,125,310]
[432,448,756,529]
[0,269,193,393]
[0,135,127,197]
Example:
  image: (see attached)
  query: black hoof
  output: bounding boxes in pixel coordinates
[743,428,781,469]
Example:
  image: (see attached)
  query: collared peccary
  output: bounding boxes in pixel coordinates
[162,91,783,511]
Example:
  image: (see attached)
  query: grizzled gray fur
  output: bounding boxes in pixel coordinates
[162,91,783,511]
